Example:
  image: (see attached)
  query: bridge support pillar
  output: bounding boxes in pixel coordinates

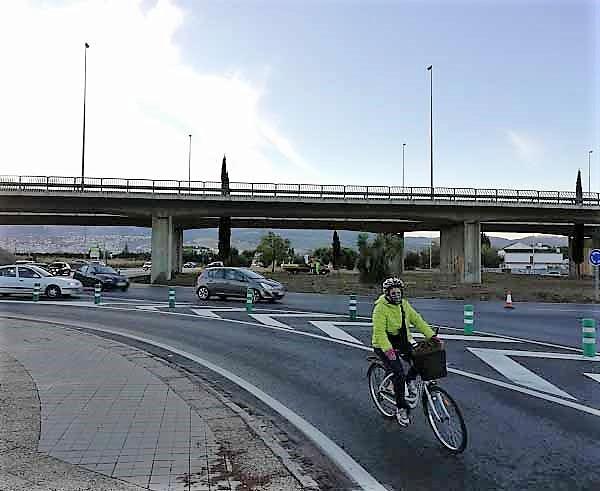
[172,227,183,274]
[151,215,175,283]
[440,221,481,284]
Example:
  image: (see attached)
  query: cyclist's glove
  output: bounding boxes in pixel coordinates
[384,348,397,361]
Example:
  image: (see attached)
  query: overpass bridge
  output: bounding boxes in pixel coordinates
[2,175,600,284]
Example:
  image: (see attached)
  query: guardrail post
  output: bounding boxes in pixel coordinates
[582,318,596,357]
[94,283,102,305]
[46,176,49,191]
[464,304,474,335]
[168,287,176,308]
[33,283,40,302]
[349,294,357,320]
[320,185,323,199]
[246,287,254,313]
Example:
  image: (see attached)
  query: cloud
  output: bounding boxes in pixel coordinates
[506,130,544,163]
[0,0,320,184]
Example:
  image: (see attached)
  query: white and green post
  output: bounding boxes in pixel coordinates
[582,318,596,357]
[349,294,357,320]
[168,287,176,308]
[246,288,254,313]
[33,283,40,302]
[94,283,102,305]
[464,304,474,335]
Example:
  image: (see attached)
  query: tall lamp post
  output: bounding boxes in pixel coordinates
[427,65,433,199]
[589,150,594,194]
[402,143,406,188]
[81,42,89,192]
[188,134,192,191]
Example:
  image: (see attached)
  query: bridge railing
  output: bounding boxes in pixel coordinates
[1,175,598,206]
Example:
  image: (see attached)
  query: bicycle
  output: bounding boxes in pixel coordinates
[367,343,468,454]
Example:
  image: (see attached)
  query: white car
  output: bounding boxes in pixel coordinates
[0,264,82,298]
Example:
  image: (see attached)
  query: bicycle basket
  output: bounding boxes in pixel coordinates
[412,348,447,381]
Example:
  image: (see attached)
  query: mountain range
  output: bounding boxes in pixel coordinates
[0,225,569,253]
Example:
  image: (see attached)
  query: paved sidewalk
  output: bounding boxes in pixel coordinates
[0,318,319,490]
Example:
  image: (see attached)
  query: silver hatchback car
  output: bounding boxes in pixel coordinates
[196,267,286,303]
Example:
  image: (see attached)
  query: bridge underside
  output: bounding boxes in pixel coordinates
[3,193,600,284]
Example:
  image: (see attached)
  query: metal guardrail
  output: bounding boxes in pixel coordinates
[0,175,598,205]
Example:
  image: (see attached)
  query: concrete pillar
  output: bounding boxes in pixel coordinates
[398,232,405,274]
[568,236,577,279]
[440,221,481,284]
[151,215,172,284]
[171,227,183,274]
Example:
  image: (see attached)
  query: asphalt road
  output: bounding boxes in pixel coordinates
[1,289,599,490]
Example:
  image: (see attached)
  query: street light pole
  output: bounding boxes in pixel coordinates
[427,65,433,199]
[402,143,406,188]
[81,42,90,192]
[589,150,594,194]
[188,134,192,191]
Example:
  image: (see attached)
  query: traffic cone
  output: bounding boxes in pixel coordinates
[504,290,514,309]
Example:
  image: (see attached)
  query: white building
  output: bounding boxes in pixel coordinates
[498,242,567,274]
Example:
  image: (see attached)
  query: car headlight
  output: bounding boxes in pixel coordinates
[68,282,79,287]
[260,282,273,290]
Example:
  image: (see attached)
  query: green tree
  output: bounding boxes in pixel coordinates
[312,247,332,265]
[481,233,491,249]
[404,251,420,270]
[332,231,341,269]
[482,247,501,268]
[356,233,404,283]
[218,155,231,264]
[339,247,358,270]
[256,232,292,272]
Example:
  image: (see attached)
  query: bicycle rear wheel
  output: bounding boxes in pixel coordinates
[424,385,467,453]
[367,363,396,418]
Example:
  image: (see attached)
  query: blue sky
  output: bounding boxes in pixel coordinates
[174,0,598,190]
[0,0,597,192]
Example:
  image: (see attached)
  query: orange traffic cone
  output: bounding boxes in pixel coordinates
[504,290,514,309]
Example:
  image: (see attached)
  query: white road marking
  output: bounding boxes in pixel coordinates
[0,314,387,491]
[135,305,162,311]
[309,322,365,344]
[248,312,337,330]
[450,368,600,418]
[584,373,600,383]
[190,307,248,319]
[467,348,600,400]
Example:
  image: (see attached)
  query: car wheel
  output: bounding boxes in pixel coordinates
[45,285,62,299]
[196,286,210,300]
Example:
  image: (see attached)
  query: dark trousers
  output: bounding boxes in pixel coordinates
[374,348,418,411]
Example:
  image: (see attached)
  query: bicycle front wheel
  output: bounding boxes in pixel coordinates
[367,363,396,419]
[424,386,467,453]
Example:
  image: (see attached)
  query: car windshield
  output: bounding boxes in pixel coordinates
[242,269,265,280]
[94,266,118,274]
[29,266,52,277]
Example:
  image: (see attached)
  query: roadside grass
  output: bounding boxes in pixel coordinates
[147,269,597,303]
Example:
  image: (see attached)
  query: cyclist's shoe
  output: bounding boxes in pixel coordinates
[395,408,410,427]
[407,380,418,399]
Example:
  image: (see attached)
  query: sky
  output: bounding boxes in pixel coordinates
[0,0,598,241]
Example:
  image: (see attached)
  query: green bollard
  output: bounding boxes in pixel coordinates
[349,294,357,320]
[464,305,474,335]
[94,283,102,305]
[168,287,176,308]
[33,282,40,302]
[582,318,597,357]
[246,288,254,313]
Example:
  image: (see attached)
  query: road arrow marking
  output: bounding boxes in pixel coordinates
[467,348,600,400]
[309,321,366,344]
[248,313,337,330]
[584,373,600,383]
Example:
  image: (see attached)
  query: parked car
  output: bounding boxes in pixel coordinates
[183,262,197,268]
[47,261,71,276]
[71,259,90,270]
[196,267,286,302]
[205,261,224,268]
[0,264,82,298]
[142,261,152,271]
[73,264,130,291]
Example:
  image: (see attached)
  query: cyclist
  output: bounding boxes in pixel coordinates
[372,277,441,426]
